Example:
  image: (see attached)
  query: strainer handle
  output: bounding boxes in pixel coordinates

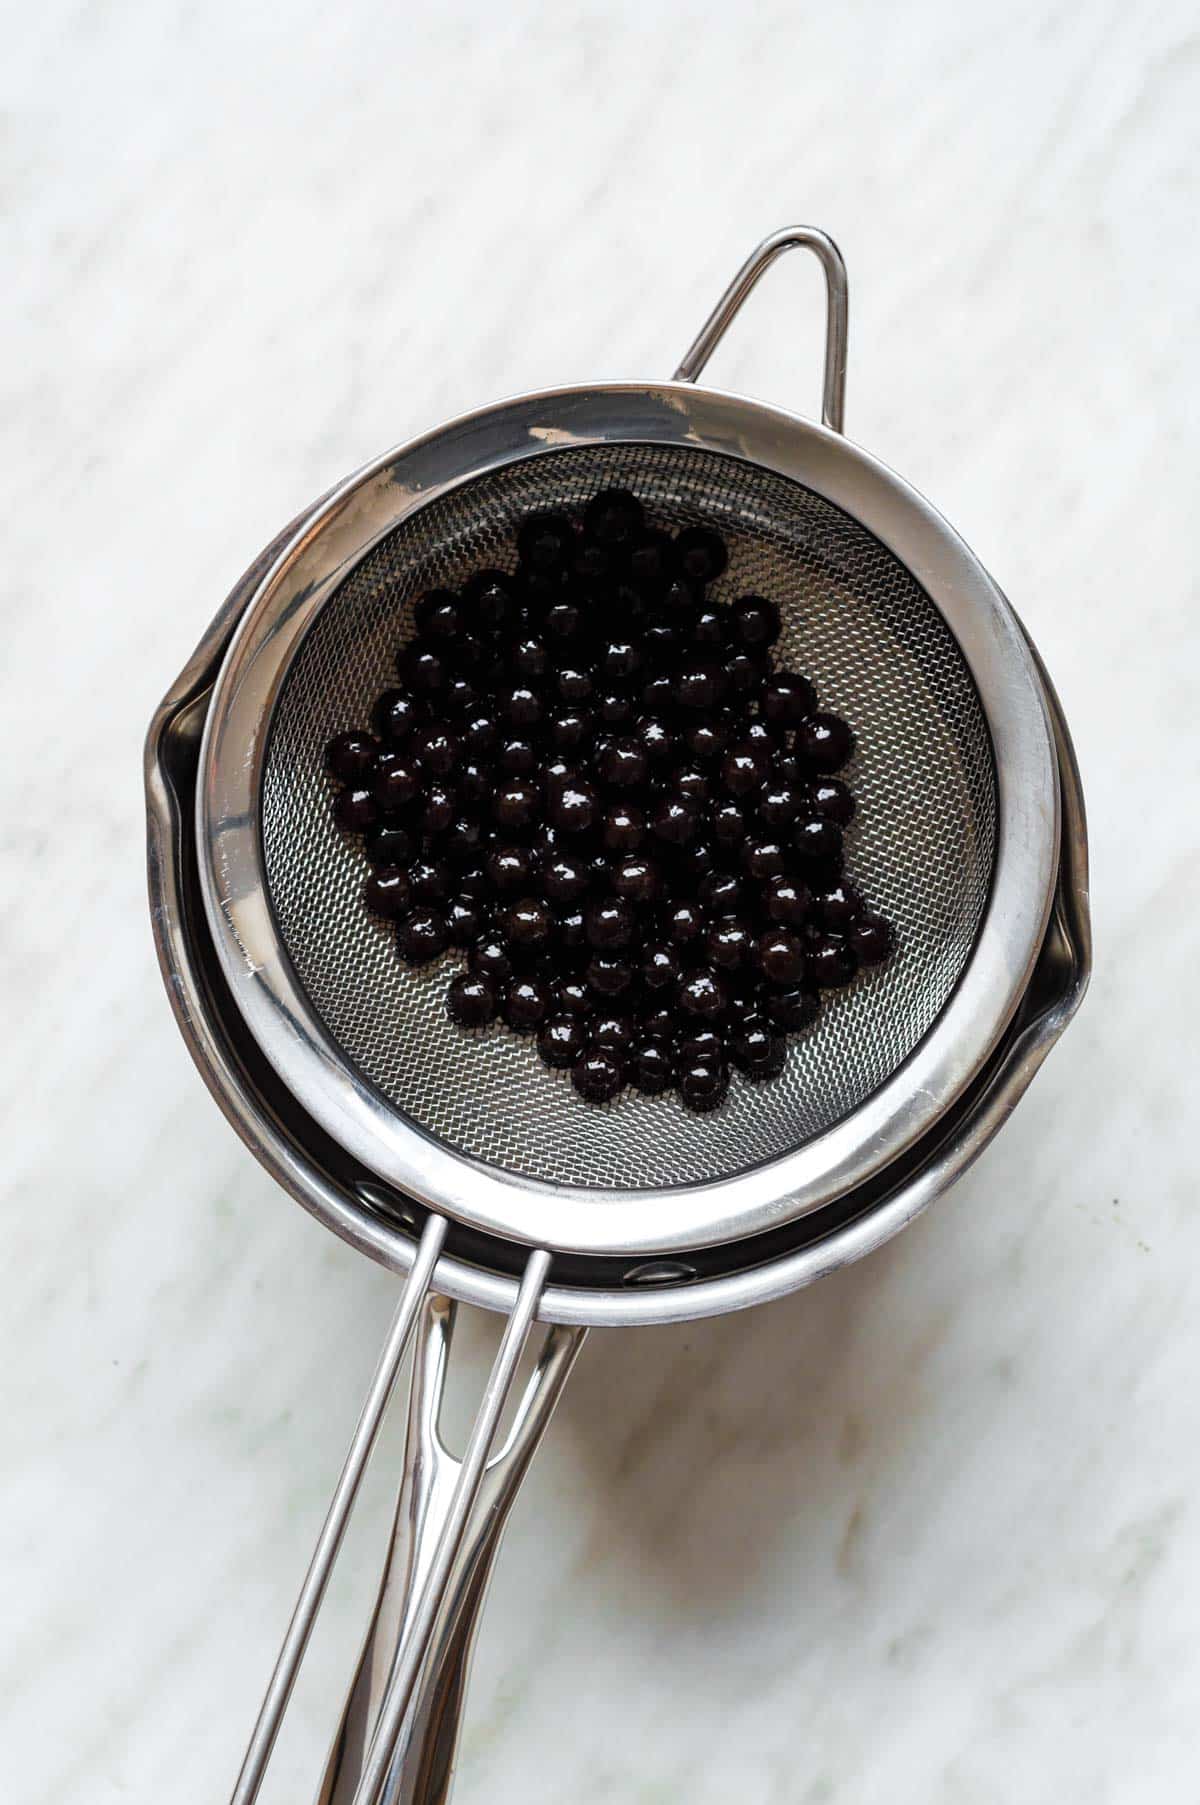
[318,1288,584,1805]
[673,224,849,433]
[227,1223,583,1805]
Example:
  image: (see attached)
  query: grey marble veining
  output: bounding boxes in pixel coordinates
[2,1,1197,1800]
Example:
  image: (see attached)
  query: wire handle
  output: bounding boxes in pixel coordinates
[674,225,849,433]
[226,1225,584,1805]
[317,1293,584,1804]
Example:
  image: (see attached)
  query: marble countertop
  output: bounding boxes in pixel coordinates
[4,2,1197,1799]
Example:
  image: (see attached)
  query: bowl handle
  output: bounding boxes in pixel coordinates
[674,224,849,433]
[225,1220,584,1805]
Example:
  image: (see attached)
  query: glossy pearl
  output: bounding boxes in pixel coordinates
[364,867,411,917]
[850,912,895,965]
[446,972,496,1027]
[396,909,449,965]
[757,929,806,984]
[796,711,856,772]
[537,1016,588,1068]
[571,1048,625,1103]
[679,1059,729,1113]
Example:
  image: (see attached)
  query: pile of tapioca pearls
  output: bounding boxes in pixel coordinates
[326,487,893,1112]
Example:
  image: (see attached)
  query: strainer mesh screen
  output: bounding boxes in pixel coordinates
[262,443,996,1192]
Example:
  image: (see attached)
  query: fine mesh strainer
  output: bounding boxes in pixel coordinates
[146,228,1090,1805]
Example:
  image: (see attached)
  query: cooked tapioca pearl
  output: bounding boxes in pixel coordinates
[807,934,859,988]
[724,648,770,698]
[698,871,742,915]
[671,765,711,802]
[364,867,411,917]
[590,1014,637,1057]
[741,838,787,881]
[641,943,682,992]
[674,661,729,712]
[421,785,457,836]
[517,510,574,571]
[584,487,644,547]
[408,858,451,903]
[598,738,649,790]
[555,661,595,703]
[585,850,613,891]
[444,817,485,864]
[556,909,588,958]
[537,1016,588,1069]
[571,1047,625,1103]
[650,794,703,847]
[448,626,487,672]
[803,777,856,826]
[501,977,551,1032]
[635,716,675,764]
[596,689,637,729]
[411,728,460,777]
[675,841,716,888]
[446,972,497,1027]
[721,742,769,797]
[372,692,424,745]
[465,569,519,631]
[711,800,748,851]
[691,604,732,650]
[765,985,821,1032]
[817,880,865,930]
[723,990,763,1032]
[486,845,538,893]
[333,786,377,831]
[758,783,804,830]
[446,895,487,946]
[757,929,806,984]
[850,912,894,965]
[792,816,845,873]
[547,707,594,753]
[418,594,463,644]
[544,598,589,645]
[598,638,643,685]
[666,901,706,948]
[400,644,447,694]
[601,803,645,854]
[763,674,817,729]
[763,875,811,927]
[640,1003,677,1040]
[500,685,543,730]
[679,1058,729,1113]
[586,897,637,950]
[631,1038,676,1094]
[554,977,593,1018]
[371,752,420,811]
[683,714,734,763]
[585,952,637,999]
[541,854,590,904]
[678,1026,725,1063]
[641,672,677,714]
[796,712,856,772]
[705,919,753,971]
[495,735,538,778]
[445,675,480,716]
[731,1024,786,1079]
[509,636,548,682]
[547,775,599,834]
[677,969,728,1021]
[490,780,539,831]
[504,896,552,948]
[397,909,450,965]
[642,622,683,668]
[459,710,498,758]
[611,856,660,905]
[675,525,728,583]
[457,761,495,808]
[731,594,781,648]
[364,822,414,867]
[456,865,489,901]
[628,529,677,594]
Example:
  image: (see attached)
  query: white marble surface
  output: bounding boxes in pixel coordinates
[3,2,1198,1799]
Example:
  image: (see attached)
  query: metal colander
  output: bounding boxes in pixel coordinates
[263,441,996,1192]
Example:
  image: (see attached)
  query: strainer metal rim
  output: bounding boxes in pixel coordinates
[196,380,1059,1259]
